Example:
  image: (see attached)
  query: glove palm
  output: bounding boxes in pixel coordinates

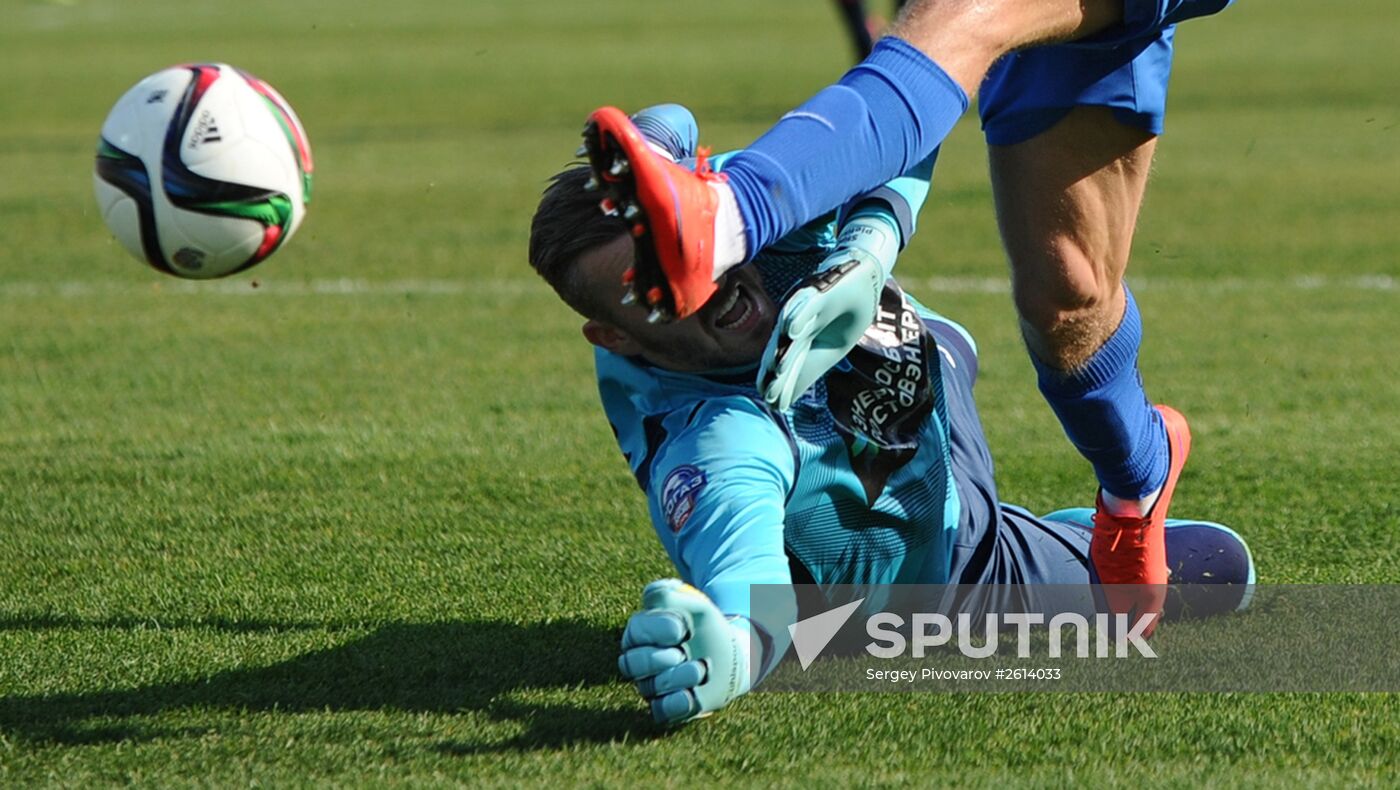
[758,210,901,410]
[758,250,884,411]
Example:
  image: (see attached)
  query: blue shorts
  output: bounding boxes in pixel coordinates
[979,0,1234,145]
[923,316,1095,586]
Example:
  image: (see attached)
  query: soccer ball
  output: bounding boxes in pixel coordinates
[93,63,313,278]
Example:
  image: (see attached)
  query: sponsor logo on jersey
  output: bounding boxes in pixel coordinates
[825,281,935,504]
[661,465,707,533]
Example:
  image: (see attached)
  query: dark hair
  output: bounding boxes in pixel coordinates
[528,165,628,317]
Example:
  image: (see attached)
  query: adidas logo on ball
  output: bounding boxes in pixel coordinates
[188,109,222,149]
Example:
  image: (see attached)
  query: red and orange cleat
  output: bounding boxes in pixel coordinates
[1091,405,1192,637]
[580,106,725,322]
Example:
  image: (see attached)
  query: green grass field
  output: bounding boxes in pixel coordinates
[3,0,1398,785]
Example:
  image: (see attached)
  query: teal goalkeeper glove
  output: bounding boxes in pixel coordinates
[617,579,751,725]
[630,104,698,162]
[758,212,900,411]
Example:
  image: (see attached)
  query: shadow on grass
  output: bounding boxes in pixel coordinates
[0,618,665,753]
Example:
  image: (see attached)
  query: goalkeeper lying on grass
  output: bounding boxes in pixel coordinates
[527,105,1255,725]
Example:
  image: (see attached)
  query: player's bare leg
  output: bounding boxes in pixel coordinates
[990,106,1155,373]
[990,106,1178,630]
[888,0,1126,95]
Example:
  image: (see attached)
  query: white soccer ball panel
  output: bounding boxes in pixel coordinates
[177,71,247,170]
[99,66,191,160]
[155,203,265,279]
[93,177,143,261]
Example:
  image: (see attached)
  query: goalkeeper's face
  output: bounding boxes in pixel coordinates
[578,235,776,372]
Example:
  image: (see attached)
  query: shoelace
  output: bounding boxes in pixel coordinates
[691,146,727,183]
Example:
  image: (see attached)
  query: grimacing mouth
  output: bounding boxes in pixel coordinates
[706,274,764,334]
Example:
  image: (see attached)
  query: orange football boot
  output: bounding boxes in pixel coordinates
[1091,404,1192,638]
[581,106,725,322]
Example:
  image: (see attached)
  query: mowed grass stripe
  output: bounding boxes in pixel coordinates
[0,274,1397,298]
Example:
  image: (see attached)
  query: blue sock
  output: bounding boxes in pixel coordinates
[1032,287,1169,500]
[720,37,968,257]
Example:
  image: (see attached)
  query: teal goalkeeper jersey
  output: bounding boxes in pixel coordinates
[596,149,946,667]
[595,257,962,626]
